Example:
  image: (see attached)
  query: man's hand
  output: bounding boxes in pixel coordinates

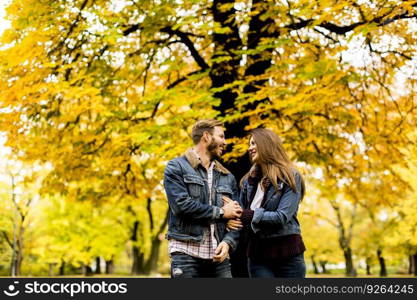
[222,196,242,219]
[213,241,230,263]
[226,219,243,231]
[222,201,242,219]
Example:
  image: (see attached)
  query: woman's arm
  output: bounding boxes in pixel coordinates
[247,173,303,233]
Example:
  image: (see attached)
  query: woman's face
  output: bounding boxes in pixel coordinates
[248,137,259,162]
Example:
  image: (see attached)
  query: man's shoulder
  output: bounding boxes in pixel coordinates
[167,156,182,164]
[165,156,185,171]
[165,155,196,173]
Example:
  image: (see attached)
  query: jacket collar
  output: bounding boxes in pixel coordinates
[184,148,230,175]
[247,164,272,189]
[247,164,262,185]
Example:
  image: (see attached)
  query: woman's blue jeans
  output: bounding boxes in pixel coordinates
[248,253,306,278]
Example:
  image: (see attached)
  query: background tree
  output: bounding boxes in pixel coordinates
[0,0,417,276]
[386,138,417,276]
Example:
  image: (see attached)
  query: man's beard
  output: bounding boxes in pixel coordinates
[207,140,222,160]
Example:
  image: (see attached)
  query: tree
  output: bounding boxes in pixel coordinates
[300,186,343,275]
[1,0,417,276]
[1,0,415,184]
[385,137,417,276]
[0,156,43,276]
[33,195,130,275]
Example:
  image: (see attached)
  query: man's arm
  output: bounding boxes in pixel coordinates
[164,160,221,221]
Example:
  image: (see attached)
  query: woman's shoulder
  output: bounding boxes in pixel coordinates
[278,168,303,190]
[241,176,249,186]
[290,168,303,180]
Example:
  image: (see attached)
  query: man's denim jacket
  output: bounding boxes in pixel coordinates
[163,148,240,252]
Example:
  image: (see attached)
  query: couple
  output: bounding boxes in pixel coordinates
[163,119,306,278]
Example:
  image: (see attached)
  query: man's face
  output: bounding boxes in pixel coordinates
[207,126,226,160]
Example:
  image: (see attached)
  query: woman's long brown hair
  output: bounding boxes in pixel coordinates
[240,128,305,199]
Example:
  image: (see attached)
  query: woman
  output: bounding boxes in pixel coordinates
[226,128,306,278]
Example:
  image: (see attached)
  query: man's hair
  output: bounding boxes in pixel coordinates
[191,119,223,144]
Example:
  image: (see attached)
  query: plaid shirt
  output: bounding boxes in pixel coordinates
[168,151,218,259]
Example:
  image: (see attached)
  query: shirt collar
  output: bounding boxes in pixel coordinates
[192,148,215,170]
[184,148,230,174]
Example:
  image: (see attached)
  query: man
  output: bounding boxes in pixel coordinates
[163,119,242,278]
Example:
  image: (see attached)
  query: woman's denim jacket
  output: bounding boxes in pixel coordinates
[241,166,304,239]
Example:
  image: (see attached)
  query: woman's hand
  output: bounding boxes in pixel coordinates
[226,219,243,231]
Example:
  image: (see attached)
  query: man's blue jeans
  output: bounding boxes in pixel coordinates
[248,253,306,278]
[170,252,232,278]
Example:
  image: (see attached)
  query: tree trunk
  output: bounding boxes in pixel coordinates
[16,250,22,276]
[311,255,319,274]
[409,255,413,275]
[10,249,22,276]
[333,201,357,277]
[10,233,23,276]
[144,236,162,275]
[144,211,169,275]
[365,257,372,275]
[319,260,327,274]
[210,0,276,181]
[377,249,387,277]
[210,0,249,183]
[16,230,24,276]
[82,264,93,276]
[412,254,417,277]
[59,261,65,276]
[95,257,101,274]
[209,1,276,275]
[131,246,145,275]
[343,246,356,277]
[210,1,241,115]
[131,220,145,275]
[105,258,114,274]
[10,253,17,276]
[48,263,54,276]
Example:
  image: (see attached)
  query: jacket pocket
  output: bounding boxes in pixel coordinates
[216,185,233,206]
[183,174,204,198]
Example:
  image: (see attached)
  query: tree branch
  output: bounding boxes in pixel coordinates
[82,135,110,155]
[50,0,91,54]
[167,69,205,89]
[1,231,13,248]
[286,7,417,35]
[123,24,143,36]
[156,210,169,237]
[122,24,209,70]
[161,27,209,70]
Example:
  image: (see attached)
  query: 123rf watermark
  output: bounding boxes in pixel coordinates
[276,284,415,296]
[3,280,127,297]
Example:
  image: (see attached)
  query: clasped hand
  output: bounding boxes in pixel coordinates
[222,196,243,231]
